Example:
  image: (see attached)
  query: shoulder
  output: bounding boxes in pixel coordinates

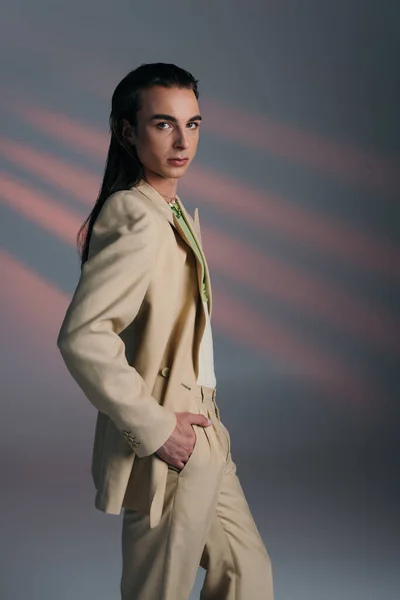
[89,188,160,252]
[91,188,164,248]
[88,189,160,259]
[96,188,156,230]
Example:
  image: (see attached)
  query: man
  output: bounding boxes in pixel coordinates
[57,62,273,599]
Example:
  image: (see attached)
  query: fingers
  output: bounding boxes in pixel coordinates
[187,413,212,427]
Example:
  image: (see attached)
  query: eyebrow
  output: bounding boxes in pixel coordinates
[150,113,202,123]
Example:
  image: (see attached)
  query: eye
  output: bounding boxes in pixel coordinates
[156,122,171,130]
[187,122,199,129]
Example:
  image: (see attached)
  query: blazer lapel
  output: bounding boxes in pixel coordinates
[134,180,213,317]
[193,207,202,246]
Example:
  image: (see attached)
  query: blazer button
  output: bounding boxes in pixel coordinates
[161,367,171,378]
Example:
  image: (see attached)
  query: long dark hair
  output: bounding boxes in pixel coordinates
[77,62,199,266]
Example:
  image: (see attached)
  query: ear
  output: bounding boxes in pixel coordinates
[121,119,136,143]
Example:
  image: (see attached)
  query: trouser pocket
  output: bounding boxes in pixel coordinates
[177,427,198,476]
[218,421,231,461]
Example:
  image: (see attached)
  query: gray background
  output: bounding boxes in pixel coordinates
[0,1,399,598]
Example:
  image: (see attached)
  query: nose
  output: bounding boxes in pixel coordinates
[173,127,190,150]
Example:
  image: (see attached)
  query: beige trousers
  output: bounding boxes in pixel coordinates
[120,384,274,600]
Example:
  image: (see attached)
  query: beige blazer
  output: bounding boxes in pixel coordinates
[57,178,213,528]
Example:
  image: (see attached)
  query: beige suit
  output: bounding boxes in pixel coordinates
[57,179,211,525]
[57,179,273,599]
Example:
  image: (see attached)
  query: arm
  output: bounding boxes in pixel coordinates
[57,190,177,458]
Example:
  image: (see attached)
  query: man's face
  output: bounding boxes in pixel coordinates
[129,85,201,181]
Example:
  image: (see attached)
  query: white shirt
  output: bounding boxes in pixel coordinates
[197,299,217,388]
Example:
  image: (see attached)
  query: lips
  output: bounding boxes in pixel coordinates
[168,158,189,165]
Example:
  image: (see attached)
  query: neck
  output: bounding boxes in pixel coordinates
[143,171,178,202]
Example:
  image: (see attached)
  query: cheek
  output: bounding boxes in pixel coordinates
[135,137,160,164]
[142,133,169,159]
[190,130,199,144]
[190,136,199,153]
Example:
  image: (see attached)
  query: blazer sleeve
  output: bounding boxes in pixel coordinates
[57,189,177,458]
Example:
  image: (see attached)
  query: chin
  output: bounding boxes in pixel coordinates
[163,167,189,179]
